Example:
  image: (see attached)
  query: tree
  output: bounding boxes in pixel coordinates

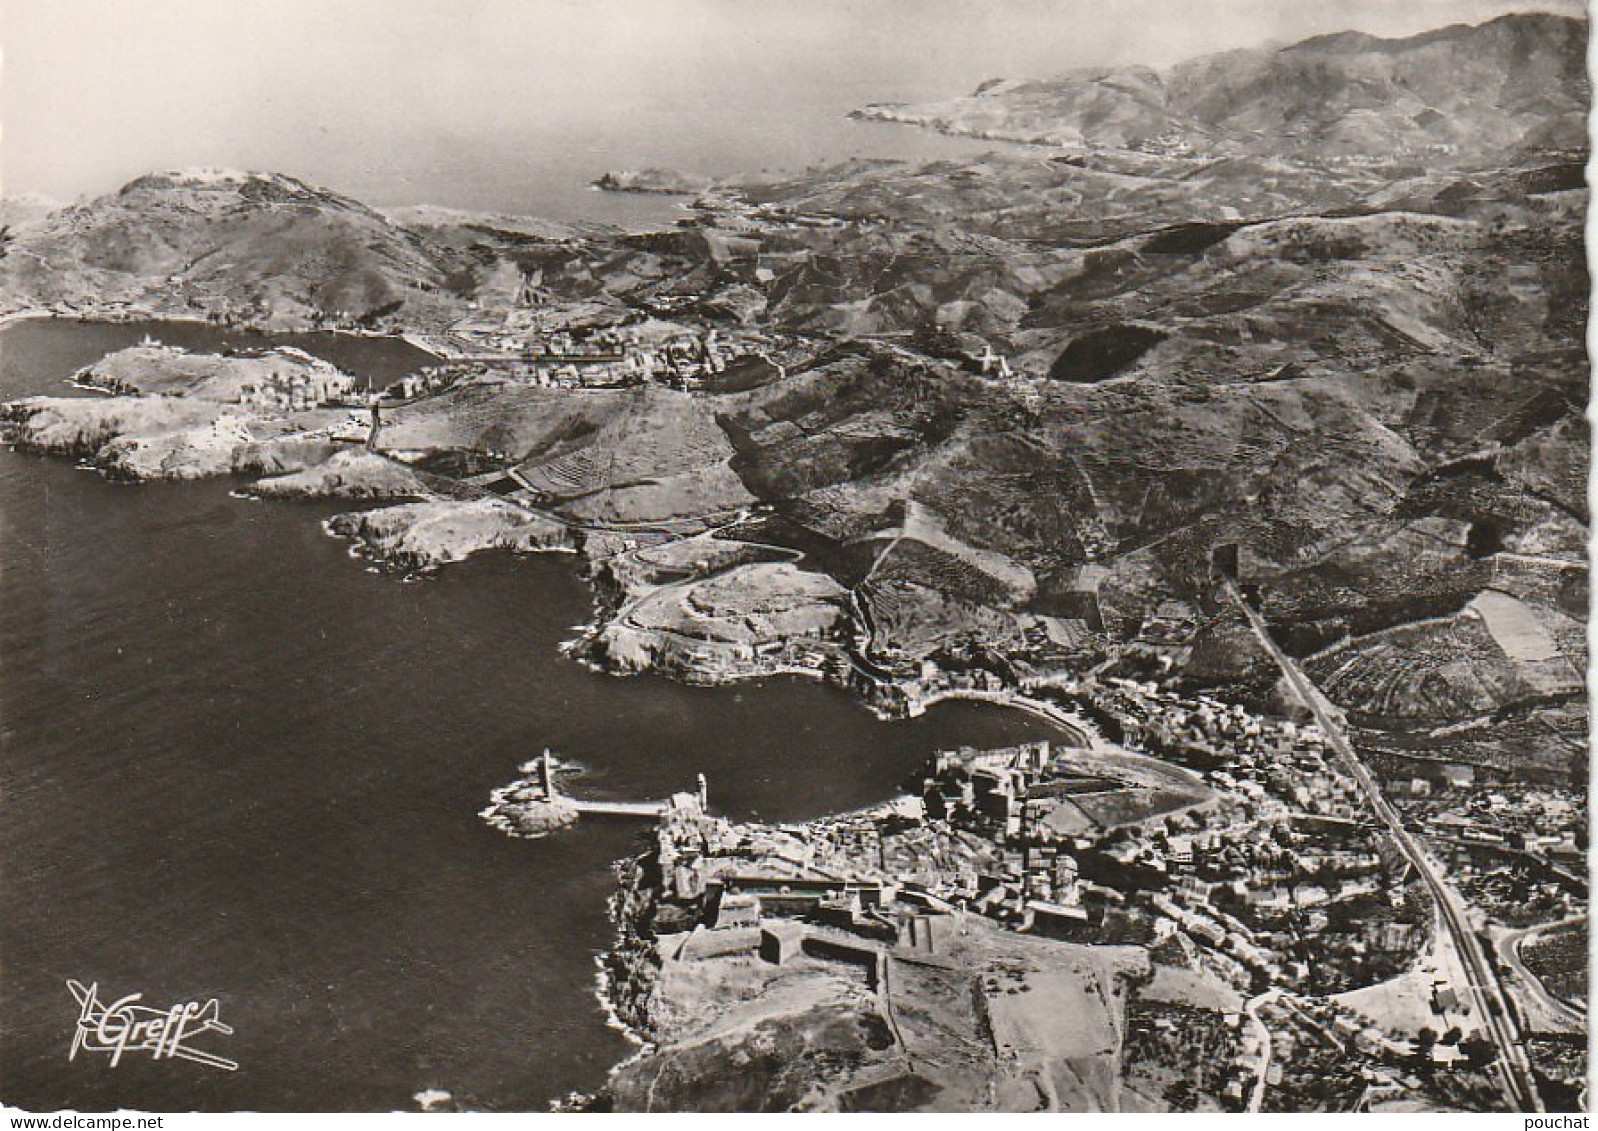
[1459,1036,1497,1068]
[1410,1026,1438,1073]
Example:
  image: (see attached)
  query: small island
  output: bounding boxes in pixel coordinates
[592,168,714,195]
[0,9,1587,1114]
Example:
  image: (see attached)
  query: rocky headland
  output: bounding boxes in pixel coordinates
[0,9,1588,1113]
[249,448,431,501]
[325,498,574,571]
[593,168,715,195]
[591,561,850,683]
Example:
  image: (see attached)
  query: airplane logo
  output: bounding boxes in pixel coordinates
[68,979,239,1072]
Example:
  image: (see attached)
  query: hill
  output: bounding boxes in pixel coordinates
[0,169,464,329]
[853,13,1588,169]
[0,15,1586,783]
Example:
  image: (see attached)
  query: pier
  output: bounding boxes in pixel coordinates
[537,750,705,820]
[569,799,671,818]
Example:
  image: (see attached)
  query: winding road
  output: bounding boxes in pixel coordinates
[1495,915,1587,1033]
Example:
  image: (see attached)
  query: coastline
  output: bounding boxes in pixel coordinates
[848,106,1061,149]
[0,307,459,359]
[0,315,888,691]
[572,656,1444,1111]
[0,307,49,329]
[566,677,1140,1108]
[6,69,1588,1105]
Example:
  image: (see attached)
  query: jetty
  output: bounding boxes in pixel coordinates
[538,750,705,820]
[481,751,709,839]
[571,798,670,817]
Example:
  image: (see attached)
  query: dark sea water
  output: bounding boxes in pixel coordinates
[0,320,1054,1111]
[0,318,438,394]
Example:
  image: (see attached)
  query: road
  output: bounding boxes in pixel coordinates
[912,686,1092,747]
[1221,578,1544,1113]
[1243,988,1282,1112]
[1495,915,1587,1033]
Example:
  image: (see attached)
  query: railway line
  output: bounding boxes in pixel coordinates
[1221,577,1544,1113]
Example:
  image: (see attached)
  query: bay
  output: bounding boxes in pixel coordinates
[0,319,1056,1111]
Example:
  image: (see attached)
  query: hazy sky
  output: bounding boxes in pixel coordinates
[2,0,1587,213]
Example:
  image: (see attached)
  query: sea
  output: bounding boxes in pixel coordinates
[0,314,1056,1110]
[424,118,1022,231]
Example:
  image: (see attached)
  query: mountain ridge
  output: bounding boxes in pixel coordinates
[1,16,1588,1103]
[851,11,1588,167]
[0,11,1585,786]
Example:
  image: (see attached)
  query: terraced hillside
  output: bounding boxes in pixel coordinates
[2,14,1585,784]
